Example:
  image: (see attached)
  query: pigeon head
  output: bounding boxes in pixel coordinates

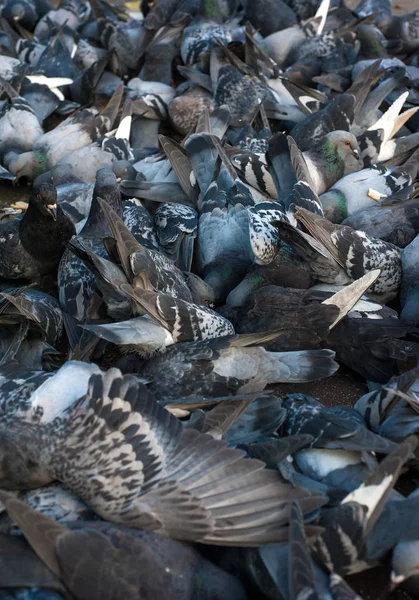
[3,1,26,21]
[84,168,122,234]
[112,160,134,182]
[93,168,119,205]
[0,427,53,490]
[182,272,216,307]
[30,183,58,221]
[9,150,48,181]
[324,131,360,163]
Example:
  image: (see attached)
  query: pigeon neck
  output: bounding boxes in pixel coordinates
[322,190,348,223]
[318,139,344,175]
[332,192,348,222]
[84,192,122,234]
[31,151,49,179]
[23,198,42,223]
[199,0,221,20]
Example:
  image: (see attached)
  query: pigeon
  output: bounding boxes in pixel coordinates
[83,275,236,357]
[1,0,39,30]
[0,76,43,155]
[277,207,402,302]
[203,395,288,446]
[225,242,313,308]
[34,0,89,40]
[114,333,340,401]
[0,367,327,545]
[324,311,419,383]
[9,84,123,181]
[0,359,100,424]
[313,437,417,575]
[341,198,419,248]
[280,393,397,453]
[185,133,283,303]
[154,203,198,272]
[70,196,215,322]
[95,196,197,303]
[267,130,362,201]
[400,233,419,325]
[33,101,134,184]
[0,287,63,347]
[244,0,297,36]
[7,483,98,526]
[0,491,247,600]
[382,9,419,53]
[0,183,75,281]
[221,277,419,382]
[355,366,419,440]
[255,501,362,600]
[58,168,123,323]
[320,153,419,224]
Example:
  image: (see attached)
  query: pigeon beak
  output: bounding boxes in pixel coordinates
[352,148,359,159]
[47,204,57,221]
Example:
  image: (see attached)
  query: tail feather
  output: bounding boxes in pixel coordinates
[184,133,221,196]
[96,82,124,134]
[209,105,231,139]
[342,436,417,536]
[346,60,381,120]
[265,349,339,383]
[353,68,405,132]
[159,134,199,203]
[266,132,296,201]
[120,181,194,207]
[368,91,411,146]
[288,502,318,600]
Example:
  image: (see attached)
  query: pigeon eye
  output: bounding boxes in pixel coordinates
[344,141,351,146]
[36,194,42,201]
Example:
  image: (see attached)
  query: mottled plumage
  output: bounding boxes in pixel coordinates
[0,369,327,545]
[293,208,402,302]
[58,169,123,322]
[314,438,417,575]
[0,360,100,424]
[0,288,63,346]
[154,203,198,272]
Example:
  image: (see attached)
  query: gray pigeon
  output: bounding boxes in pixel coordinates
[400,233,419,324]
[113,334,339,401]
[320,152,419,223]
[0,491,247,600]
[267,130,361,202]
[341,198,419,248]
